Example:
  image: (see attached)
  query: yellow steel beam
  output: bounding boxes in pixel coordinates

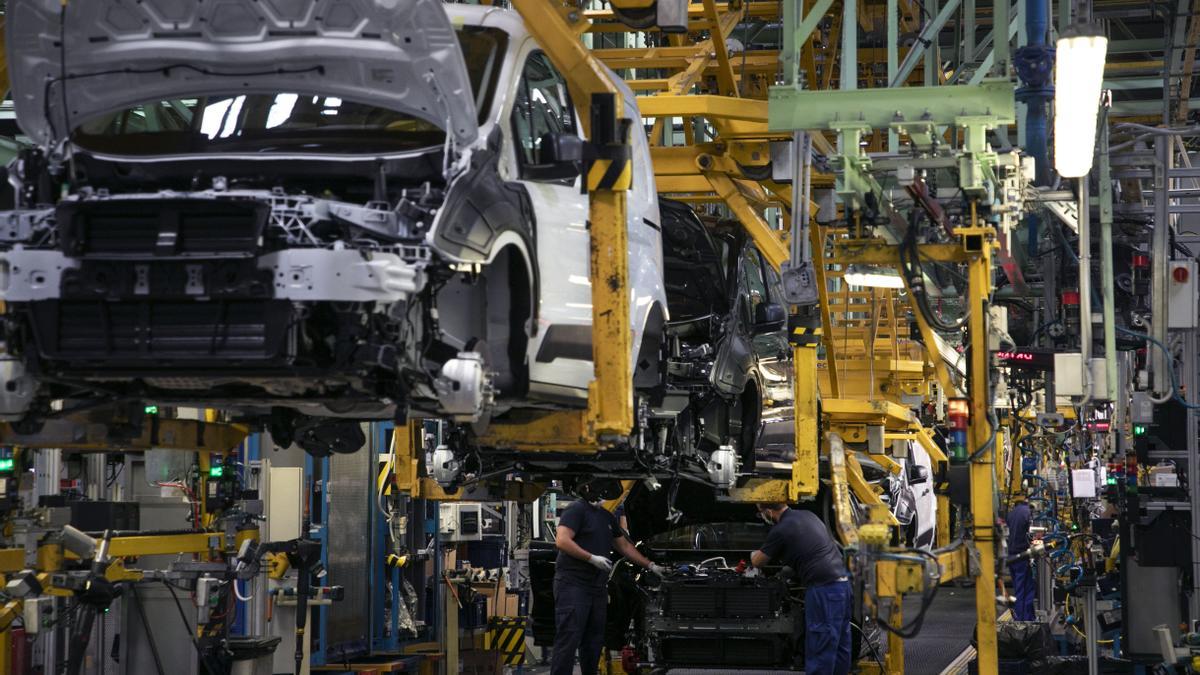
[638,95,768,122]
[702,0,741,96]
[902,269,958,397]
[1,417,247,454]
[834,358,925,375]
[629,8,744,97]
[936,494,952,548]
[967,228,1000,675]
[392,420,422,496]
[911,425,948,465]
[811,224,842,397]
[726,478,792,503]
[828,235,976,399]
[107,533,220,557]
[511,0,632,437]
[831,239,971,265]
[792,346,820,498]
[62,533,220,560]
[0,615,9,673]
[512,0,612,138]
[937,543,971,581]
[1009,425,1026,498]
[822,398,916,428]
[650,145,738,175]
[105,559,146,583]
[703,171,789,270]
[845,453,899,525]
[828,433,860,547]
[657,175,720,194]
[594,49,776,71]
[868,453,902,475]
[475,410,597,453]
[0,599,18,631]
[0,548,23,574]
[871,542,970,675]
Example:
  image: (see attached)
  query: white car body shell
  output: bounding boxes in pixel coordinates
[441,5,666,400]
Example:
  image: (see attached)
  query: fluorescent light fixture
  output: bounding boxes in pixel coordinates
[844,268,905,289]
[1054,32,1108,178]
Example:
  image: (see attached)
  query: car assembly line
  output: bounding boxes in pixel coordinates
[0,0,1192,673]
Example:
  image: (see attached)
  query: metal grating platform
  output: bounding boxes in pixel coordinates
[904,587,981,675]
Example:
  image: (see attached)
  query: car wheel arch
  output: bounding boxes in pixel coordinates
[633,301,667,390]
[477,241,536,396]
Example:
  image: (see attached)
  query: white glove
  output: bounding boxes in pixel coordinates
[647,563,666,577]
[588,555,614,572]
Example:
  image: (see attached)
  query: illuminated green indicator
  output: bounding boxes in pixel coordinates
[1133,424,1147,436]
[0,459,14,472]
[209,465,224,478]
[1106,477,1116,485]
[144,405,159,415]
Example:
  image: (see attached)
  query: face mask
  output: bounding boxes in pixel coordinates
[760,512,774,525]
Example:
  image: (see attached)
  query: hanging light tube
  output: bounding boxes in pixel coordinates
[1053,30,1108,178]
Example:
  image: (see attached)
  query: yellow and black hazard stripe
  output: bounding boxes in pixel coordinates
[585,146,633,192]
[485,616,527,665]
[789,318,823,347]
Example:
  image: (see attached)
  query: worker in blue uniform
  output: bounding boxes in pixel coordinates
[552,481,663,675]
[1006,494,1035,620]
[751,502,853,675]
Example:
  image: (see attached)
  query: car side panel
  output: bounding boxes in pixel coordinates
[490,38,665,398]
[908,442,938,548]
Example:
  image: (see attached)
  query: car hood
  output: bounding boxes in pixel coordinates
[7,0,478,150]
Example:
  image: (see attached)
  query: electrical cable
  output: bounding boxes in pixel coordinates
[968,400,1000,463]
[160,580,204,657]
[899,219,968,334]
[1115,326,1200,409]
[233,579,253,603]
[130,585,168,675]
[872,548,941,639]
[851,620,887,671]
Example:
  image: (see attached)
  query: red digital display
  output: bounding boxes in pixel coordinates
[993,349,1055,370]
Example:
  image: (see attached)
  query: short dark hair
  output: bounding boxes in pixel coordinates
[757,502,787,512]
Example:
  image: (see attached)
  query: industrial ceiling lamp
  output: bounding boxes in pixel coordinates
[843,265,905,289]
[1053,27,1108,177]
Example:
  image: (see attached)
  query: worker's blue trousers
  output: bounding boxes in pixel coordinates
[805,579,853,675]
[552,579,607,675]
[1010,559,1036,621]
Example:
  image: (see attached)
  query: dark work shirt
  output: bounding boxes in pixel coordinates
[759,508,848,587]
[555,501,621,590]
[1007,502,1031,555]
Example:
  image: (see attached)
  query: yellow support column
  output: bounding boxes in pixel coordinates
[792,345,820,499]
[393,420,422,497]
[827,434,860,548]
[703,171,789,270]
[510,0,633,438]
[966,231,999,675]
[886,602,904,673]
[586,183,633,436]
[936,494,952,548]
